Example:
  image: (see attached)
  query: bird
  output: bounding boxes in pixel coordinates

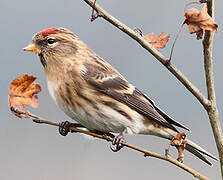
[24,27,217,165]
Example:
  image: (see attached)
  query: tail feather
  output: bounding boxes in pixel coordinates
[186,139,218,166]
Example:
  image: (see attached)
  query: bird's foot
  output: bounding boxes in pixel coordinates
[110,131,126,152]
[59,121,84,136]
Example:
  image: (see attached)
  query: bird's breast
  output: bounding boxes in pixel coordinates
[47,79,59,104]
[45,79,163,136]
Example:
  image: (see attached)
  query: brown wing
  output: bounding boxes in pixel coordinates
[82,65,189,132]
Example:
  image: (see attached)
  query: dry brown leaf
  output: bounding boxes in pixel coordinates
[170,132,187,163]
[8,74,41,118]
[144,32,170,49]
[184,5,218,40]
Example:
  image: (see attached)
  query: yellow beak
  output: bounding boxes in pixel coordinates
[23,43,41,54]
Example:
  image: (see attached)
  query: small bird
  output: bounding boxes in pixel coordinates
[24,27,217,165]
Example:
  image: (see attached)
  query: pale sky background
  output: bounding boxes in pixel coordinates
[1,0,223,179]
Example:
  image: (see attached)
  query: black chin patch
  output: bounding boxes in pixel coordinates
[38,53,47,67]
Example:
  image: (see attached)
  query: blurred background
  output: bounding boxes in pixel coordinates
[1,0,222,179]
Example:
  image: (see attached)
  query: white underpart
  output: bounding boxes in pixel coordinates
[47,80,59,103]
[46,80,172,138]
[57,100,170,137]
[58,101,145,134]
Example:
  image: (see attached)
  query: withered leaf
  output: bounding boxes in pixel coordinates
[184,5,218,40]
[8,74,41,118]
[170,132,187,163]
[144,32,170,49]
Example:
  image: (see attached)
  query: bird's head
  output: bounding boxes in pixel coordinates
[24,27,80,68]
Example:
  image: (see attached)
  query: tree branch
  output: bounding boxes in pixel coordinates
[83,0,210,110]
[203,0,223,177]
[33,118,209,180]
[81,0,223,178]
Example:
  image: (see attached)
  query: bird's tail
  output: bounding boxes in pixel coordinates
[149,126,218,165]
[185,139,218,166]
[160,128,218,165]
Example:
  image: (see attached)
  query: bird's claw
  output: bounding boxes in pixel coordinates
[110,133,125,152]
[59,121,86,136]
[59,121,71,136]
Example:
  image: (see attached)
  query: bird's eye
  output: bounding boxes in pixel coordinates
[47,38,56,45]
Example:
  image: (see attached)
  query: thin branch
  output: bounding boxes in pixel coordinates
[33,118,209,180]
[83,0,210,110]
[203,0,223,177]
[169,21,185,61]
[203,1,216,103]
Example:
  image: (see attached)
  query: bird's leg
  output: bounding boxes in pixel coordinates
[59,121,85,136]
[110,129,126,152]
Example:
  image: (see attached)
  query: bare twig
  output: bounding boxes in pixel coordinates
[202,0,223,176]
[83,0,210,110]
[184,1,202,13]
[184,0,209,14]
[90,0,98,21]
[32,117,209,180]
[169,21,185,61]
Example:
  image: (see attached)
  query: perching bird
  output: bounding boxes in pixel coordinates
[24,27,217,165]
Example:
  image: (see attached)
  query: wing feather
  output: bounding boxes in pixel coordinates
[82,64,189,131]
